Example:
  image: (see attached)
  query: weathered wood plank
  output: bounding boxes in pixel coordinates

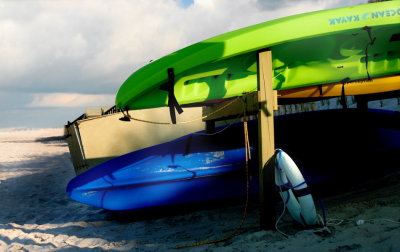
[257,50,277,230]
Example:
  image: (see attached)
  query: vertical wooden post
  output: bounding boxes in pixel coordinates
[257,50,277,229]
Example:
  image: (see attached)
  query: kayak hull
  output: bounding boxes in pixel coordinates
[116,1,400,110]
[67,109,400,211]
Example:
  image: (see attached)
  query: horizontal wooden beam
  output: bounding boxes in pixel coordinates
[202,90,278,122]
[202,92,259,121]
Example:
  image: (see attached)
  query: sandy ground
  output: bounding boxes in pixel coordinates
[0,128,399,251]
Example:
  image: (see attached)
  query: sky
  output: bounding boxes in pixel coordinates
[0,0,368,129]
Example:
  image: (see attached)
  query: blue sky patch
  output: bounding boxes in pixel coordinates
[175,0,194,8]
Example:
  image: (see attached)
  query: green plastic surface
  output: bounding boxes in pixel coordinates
[116,1,400,110]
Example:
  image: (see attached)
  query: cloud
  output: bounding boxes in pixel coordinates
[256,0,367,11]
[0,0,368,93]
[0,0,368,128]
[28,93,115,108]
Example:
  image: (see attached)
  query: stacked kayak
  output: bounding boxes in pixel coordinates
[116,1,400,110]
[67,109,400,211]
[68,1,400,211]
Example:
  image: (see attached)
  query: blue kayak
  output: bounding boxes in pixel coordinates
[67,109,400,211]
[67,121,259,210]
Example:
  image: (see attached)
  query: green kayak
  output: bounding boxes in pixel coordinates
[116,1,400,110]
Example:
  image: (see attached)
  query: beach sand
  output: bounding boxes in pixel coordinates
[0,128,399,251]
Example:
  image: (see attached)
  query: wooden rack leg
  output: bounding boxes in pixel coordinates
[257,50,277,230]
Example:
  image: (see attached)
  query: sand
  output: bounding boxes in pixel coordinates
[0,128,399,251]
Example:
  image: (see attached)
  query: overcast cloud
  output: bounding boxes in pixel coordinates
[0,0,367,129]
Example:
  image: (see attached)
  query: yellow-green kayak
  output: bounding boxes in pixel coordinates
[116,1,400,110]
